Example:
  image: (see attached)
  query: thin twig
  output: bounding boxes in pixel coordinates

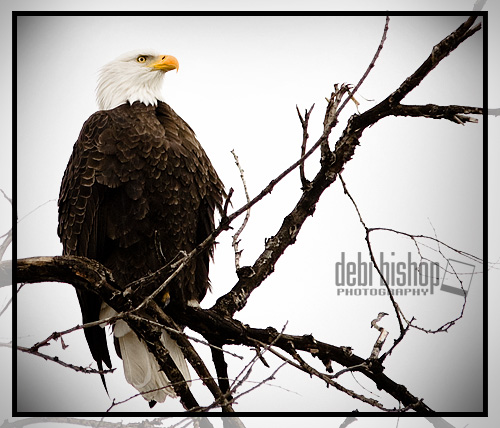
[231,149,251,271]
[0,188,12,261]
[0,188,11,205]
[368,227,482,266]
[17,345,115,376]
[296,103,315,188]
[0,296,12,317]
[339,173,405,332]
[257,338,397,412]
[17,199,57,223]
[328,15,391,133]
[340,170,481,350]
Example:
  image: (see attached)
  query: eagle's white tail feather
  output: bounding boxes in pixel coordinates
[101,305,191,403]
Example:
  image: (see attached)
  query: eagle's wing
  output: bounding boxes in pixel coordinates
[155,102,225,303]
[58,111,113,386]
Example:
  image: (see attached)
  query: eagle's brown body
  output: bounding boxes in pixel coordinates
[58,100,224,400]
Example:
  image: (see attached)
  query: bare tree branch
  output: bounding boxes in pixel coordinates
[350,16,481,129]
[212,15,482,319]
[391,104,481,124]
[369,312,389,360]
[17,255,433,412]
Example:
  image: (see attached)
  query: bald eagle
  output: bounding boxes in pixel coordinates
[57,50,224,406]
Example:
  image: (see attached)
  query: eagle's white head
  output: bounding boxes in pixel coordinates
[96,50,179,111]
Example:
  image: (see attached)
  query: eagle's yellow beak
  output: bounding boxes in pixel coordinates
[150,55,179,72]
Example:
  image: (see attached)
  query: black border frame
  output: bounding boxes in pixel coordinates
[12,10,488,419]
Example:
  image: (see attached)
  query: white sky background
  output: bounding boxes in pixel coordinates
[0,0,498,427]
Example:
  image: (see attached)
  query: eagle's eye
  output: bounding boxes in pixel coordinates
[137,56,147,63]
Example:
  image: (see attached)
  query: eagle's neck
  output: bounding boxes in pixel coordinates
[96,63,165,111]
